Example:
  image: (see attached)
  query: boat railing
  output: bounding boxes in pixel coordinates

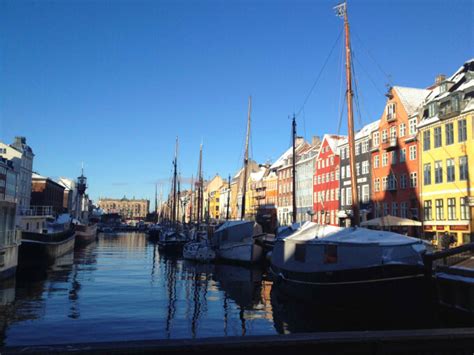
[423,242,474,277]
[19,206,54,217]
[0,230,21,247]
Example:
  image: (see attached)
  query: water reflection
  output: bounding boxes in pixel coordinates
[0,232,469,347]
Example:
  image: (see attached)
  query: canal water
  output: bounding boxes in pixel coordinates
[0,232,471,346]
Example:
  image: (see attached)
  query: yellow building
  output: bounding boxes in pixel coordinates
[204,175,224,221]
[418,60,474,246]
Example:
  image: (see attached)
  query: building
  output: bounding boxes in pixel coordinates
[274,138,309,226]
[371,86,429,234]
[418,59,474,245]
[338,120,380,226]
[295,138,320,222]
[233,161,260,220]
[98,197,149,220]
[204,174,224,221]
[0,157,21,280]
[248,165,268,219]
[31,173,65,215]
[0,137,34,216]
[313,134,346,226]
[218,179,231,221]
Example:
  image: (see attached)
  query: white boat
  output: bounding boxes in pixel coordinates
[74,223,97,245]
[212,221,264,264]
[183,241,216,262]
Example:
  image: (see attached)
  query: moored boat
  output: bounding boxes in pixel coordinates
[74,223,97,246]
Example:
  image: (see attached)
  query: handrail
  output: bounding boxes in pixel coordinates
[423,242,474,277]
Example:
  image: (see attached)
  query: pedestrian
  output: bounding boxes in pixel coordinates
[440,232,451,250]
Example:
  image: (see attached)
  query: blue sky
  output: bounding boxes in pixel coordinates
[1,0,472,203]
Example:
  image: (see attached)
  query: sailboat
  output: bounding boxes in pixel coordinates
[212,96,265,264]
[270,2,429,303]
[158,137,188,252]
[183,143,216,262]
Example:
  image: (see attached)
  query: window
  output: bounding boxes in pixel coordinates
[410,172,417,188]
[434,126,442,148]
[409,145,416,160]
[423,163,431,185]
[341,188,345,206]
[446,158,455,182]
[330,156,334,165]
[317,175,321,184]
[391,151,397,165]
[400,174,407,189]
[392,202,398,217]
[341,147,345,160]
[409,118,417,135]
[355,143,360,156]
[382,153,388,167]
[435,199,444,220]
[341,166,345,179]
[447,198,456,220]
[362,161,369,174]
[362,140,369,153]
[400,202,408,218]
[399,123,406,137]
[461,197,470,220]
[382,130,387,143]
[383,203,389,216]
[388,174,397,190]
[390,126,397,138]
[428,103,436,117]
[423,130,431,151]
[346,187,352,205]
[374,155,380,168]
[373,132,379,147]
[400,148,406,163]
[445,123,454,145]
[435,161,443,184]
[330,172,334,181]
[459,156,468,180]
[346,166,351,178]
[374,178,380,192]
[424,200,432,221]
[335,170,340,180]
[386,103,396,119]
[458,119,467,142]
[356,163,360,176]
[382,176,388,191]
[362,185,369,203]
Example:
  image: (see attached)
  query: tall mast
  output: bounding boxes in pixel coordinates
[226,174,231,220]
[190,175,194,223]
[177,174,181,223]
[155,183,158,215]
[172,136,178,224]
[241,96,251,220]
[292,114,297,224]
[197,144,203,224]
[336,2,359,226]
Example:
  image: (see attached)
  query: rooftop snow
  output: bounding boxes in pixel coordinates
[394,86,430,116]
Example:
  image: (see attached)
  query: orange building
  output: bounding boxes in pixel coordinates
[370,86,428,233]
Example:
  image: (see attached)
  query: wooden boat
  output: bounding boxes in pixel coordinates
[74,223,97,246]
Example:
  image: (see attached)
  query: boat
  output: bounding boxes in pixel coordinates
[158,228,188,253]
[270,2,430,303]
[72,167,98,246]
[147,224,162,241]
[212,97,266,264]
[213,220,264,264]
[74,223,97,246]
[19,214,76,268]
[183,224,216,262]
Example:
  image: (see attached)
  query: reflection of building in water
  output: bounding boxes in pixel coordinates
[98,232,147,250]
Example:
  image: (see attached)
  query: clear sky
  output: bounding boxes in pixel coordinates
[1,0,472,203]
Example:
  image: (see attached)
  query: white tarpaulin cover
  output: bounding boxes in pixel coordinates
[360,215,422,227]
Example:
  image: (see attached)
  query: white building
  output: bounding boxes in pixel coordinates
[295,142,320,222]
[0,137,34,217]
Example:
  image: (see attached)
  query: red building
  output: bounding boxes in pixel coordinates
[313,134,346,225]
[371,86,428,226]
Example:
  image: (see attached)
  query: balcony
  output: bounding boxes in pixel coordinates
[370,144,380,152]
[382,137,398,151]
[386,112,397,122]
[20,206,54,217]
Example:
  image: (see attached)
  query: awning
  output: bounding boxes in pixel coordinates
[360,215,422,227]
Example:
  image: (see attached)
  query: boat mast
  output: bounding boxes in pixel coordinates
[197,143,203,224]
[226,174,231,220]
[241,96,251,220]
[172,136,178,225]
[337,2,360,226]
[190,174,194,223]
[292,114,297,224]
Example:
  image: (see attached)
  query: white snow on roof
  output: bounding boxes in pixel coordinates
[57,177,75,190]
[318,134,346,157]
[32,173,47,180]
[270,142,307,170]
[394,86,429,116]
[250,167,266,182]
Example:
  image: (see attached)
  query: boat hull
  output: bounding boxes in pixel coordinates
[74,225,97,246]
[0,243,19,281]
[148,229,161,241]
[270,263,427,305]
[19,230,76,268]
[217,241,263,264]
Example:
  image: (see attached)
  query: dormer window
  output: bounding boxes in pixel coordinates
[428,103,437,117]
[439,83,447,94]
[452,94,460,112]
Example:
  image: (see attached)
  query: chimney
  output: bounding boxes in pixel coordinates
[311,135,321,147]
[13,136,26,146]
[295,136,305,146]
[435,74,446,85]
